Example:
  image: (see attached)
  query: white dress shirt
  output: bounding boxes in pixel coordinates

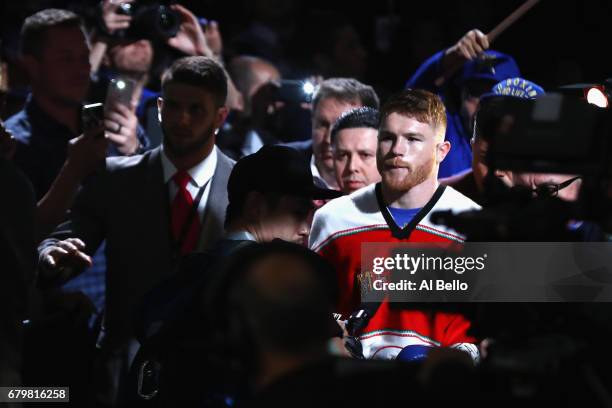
[161,145,218,222]
[310,154,331,189]
[241,129,264,157]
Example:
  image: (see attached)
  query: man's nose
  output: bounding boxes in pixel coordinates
[323,127,332,145]
[299,221,311,238]
[390,137,408,155]
[347,155,359,172]
[177,111,191,126]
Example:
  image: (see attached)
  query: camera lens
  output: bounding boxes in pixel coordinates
[155,5,180,38]
[158,6,176,30]
[118,3,133,15]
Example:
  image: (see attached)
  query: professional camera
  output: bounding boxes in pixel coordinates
[107,1,180,41]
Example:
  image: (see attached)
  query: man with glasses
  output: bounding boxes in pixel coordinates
[521,175,582,200]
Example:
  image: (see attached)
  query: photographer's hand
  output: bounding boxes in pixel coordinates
[36,127,108,235]
[104,102,140,155]
[65,125,109,177]
[166,4,214,58]
[204,20,223,59]
[101,0,133,34]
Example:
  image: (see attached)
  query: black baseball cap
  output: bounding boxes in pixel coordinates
[227,146,343,203]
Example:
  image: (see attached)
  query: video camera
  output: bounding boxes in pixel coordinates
[422,93,612,403]
[433,93,612,240]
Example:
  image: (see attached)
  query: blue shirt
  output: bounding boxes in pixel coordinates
[388,207,422,229]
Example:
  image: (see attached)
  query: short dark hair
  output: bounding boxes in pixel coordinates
[20,9,84,57]
[312,78,379,112]
[330,106,380,145]
[161,56,228,107]
[222,241,337,354]
[380,89,447,140]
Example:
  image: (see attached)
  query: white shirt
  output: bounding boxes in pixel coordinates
[310,154,331,189]
[161,145,218,222]
[241,129,264,157]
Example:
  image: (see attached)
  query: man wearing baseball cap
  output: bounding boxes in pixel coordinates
[441,77,545,204]
[224,145,343,244]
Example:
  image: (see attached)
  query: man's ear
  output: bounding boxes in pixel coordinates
[436,140,451,163]
[214,106,229,130]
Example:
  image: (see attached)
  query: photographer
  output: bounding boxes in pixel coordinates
[90,0,241,148]
[4,9,142,332]
[441,77,545,205]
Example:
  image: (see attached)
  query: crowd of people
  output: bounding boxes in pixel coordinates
[1,1,611,407]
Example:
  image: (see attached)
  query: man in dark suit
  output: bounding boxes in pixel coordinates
[285,78,379,189]
[37,56,234,406]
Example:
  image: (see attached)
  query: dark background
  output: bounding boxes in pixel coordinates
[1,0,609,95]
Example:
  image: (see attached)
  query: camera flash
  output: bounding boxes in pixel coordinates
[116,80,126,90]
[302,81,315,95]
[586,87,608,108]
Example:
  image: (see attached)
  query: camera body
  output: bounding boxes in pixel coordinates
[112,1,180,41]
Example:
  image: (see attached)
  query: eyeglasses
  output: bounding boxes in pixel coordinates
[532,176,582,198]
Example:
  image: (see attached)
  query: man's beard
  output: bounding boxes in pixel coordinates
[162,123,215,158]
[379,155,435,193]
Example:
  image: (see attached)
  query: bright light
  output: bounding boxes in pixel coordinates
[116,80,126,90]
[586,87,608,108]
[302,81,315,95]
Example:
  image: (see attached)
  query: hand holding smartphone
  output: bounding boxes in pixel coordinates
[82,103,105,138]
[106,77,136,109]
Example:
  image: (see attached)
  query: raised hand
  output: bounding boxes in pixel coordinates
[104,102,140,155]
[446,29,490,62]
[101,0,134,34]
[166,4,213,58]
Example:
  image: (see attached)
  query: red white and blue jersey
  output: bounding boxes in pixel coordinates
[310,183,481,360]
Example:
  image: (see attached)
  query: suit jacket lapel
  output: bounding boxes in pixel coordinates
[197,151,234,251]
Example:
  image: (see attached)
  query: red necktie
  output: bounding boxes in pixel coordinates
[170,170,202,255]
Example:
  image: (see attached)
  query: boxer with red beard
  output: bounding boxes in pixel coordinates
[310,89,481,360]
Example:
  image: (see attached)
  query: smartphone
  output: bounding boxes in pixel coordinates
[275,80,314,104]
[82,103,105,138]
[106,77,136,108]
